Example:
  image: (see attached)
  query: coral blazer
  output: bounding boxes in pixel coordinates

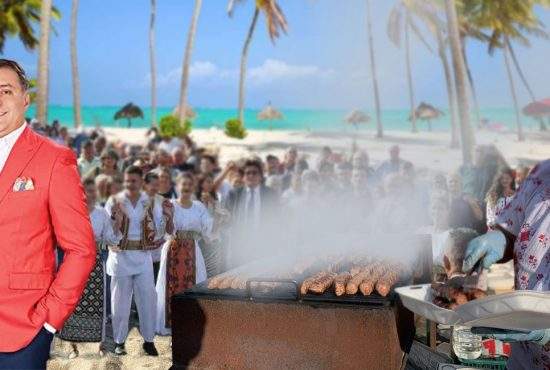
[0,126,96,352]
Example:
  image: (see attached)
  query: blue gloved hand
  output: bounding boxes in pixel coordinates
[471,327,550,346]
[462,230,507,273]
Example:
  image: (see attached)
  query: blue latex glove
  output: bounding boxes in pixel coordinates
[471,327,550,346]
[462,230,507,273]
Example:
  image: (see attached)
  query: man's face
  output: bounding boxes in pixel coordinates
[0,68,29,137]
[244,165,262,188]
[390,146,400,162]
[84,183,97,205]
[144,178,159,195]
[173,150,186,165]
[124,173,142,193]
[83,144,94,159]
[266,158,279,175]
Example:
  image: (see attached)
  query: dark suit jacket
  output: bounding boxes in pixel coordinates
[225,185,278,222]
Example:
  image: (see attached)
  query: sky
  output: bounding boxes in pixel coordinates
[2,0,549,110]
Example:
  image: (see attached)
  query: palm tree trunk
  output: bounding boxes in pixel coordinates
[178,0,203,126]
[506,38,546,131]
[404,13,417,133]
[238,8,260,125]
[437,30,459,148]
[444,0,474,165]
[150,0,157,127]
[70,0,82,129]
[366,0,383,139]
[36,0,52,125]
[503,40,524,142]
[460,37,481,128]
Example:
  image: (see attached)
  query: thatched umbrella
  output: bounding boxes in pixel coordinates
[114,103,143,128]
[257,102,284,130]
[523,99,550,131]
[410,102,443,131]
[345,110,370,129]
[172,105,197,120]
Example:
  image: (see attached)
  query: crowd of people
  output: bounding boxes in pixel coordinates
[23,117,534,360]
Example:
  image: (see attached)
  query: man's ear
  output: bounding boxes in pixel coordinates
[23,91,30,109]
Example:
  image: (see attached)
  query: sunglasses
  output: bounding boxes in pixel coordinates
[245,170,260,176]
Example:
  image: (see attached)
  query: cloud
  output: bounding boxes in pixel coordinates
[248,59,333,85]
[143,59,332,88]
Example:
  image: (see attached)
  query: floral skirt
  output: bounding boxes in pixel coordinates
[165,237,195,328]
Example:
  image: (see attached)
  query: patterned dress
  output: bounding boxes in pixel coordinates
[155,200,211,335]
[58,206,121,342]
[496,160,550,370]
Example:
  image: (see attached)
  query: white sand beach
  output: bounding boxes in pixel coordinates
[103,127,550,172]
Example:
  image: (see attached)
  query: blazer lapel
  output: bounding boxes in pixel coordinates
[0,126,43,206]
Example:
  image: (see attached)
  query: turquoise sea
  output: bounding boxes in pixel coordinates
[26,105,544,132]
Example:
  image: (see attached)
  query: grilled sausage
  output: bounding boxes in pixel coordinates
[357,263,387,296]
[309,273,337,294]
[300,272,327,295]
[375,269,401,297]
[334,272,352,296]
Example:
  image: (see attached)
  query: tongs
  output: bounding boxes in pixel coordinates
[445,259,486,291]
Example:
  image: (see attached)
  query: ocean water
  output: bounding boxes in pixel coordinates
[26,105,544,132]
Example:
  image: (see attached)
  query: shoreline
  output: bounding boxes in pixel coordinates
[100,127,550,174]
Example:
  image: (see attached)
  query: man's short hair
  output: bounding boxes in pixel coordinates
[144,171,159,184]
[201,154,216,165]
[82,178,95,187]
[244,159,263,177]
[0,59,29,91]
[266,154,278,162]
[124,165,143,178]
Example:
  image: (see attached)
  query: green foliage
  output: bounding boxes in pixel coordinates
[159,115,192,138]
[224,118,247,139]
[0,0,61,53]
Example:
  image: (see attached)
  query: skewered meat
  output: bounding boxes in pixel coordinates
[375,268,401,297]
[334,272,352,296]
[358,263,387,296]
[309,273,337,294]
[301,272,328,295]
[347,265,375,295]
[218,276,237,289]
[431,282,480,308]
[443,228,480,278]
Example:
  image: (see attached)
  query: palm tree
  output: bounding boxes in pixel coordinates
[405,0,459,147]
[36,0,53,125]
[388,1,432,133]
[150,0,157,127]
[0,1,46,53]
[70,0,82,129]
[228,0,288,126]
[463,0,549,141]
[177,0,203,127]
[366,0,383,139]
[444,0,474,165]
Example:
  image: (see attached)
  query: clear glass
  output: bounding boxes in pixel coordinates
[452,325,482,360]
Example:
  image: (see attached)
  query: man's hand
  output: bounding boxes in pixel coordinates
[472,327,550,347]
[462,230,507,272]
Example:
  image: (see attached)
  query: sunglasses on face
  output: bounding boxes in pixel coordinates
[245,170,260,176]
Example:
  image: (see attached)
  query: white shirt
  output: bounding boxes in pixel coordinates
[104,192,166,277]
[244,186,261,227]
[90,205,122,245]
[0,123,26,174]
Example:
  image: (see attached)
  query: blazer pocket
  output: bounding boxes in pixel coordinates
[9,272,54,290]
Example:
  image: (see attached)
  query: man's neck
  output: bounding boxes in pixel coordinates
[125,191,141,204]
[0,121,25,139]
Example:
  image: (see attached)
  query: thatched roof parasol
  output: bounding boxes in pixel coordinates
[114,103,143,128]
[410,102,443,131]
[257,102,283,130]
[172,105,197,119]
[344,110,370,129]
[523,98,550,117]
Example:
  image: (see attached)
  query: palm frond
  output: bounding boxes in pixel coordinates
[387,5,403,47]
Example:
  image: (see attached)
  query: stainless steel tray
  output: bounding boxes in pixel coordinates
[396,284,550,331]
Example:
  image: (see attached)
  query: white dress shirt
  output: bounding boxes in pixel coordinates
[0,124,58,333]
[244,186,261,227]
[0,122,26,173]
[104,192,166,277]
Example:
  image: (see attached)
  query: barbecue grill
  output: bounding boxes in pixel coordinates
[170,234,432,370]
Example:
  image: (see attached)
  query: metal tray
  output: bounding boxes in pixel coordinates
[395,284,550,331]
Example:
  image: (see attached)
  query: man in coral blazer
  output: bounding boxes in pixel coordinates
[0,60,96,369]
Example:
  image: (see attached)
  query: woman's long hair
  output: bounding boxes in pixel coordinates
[485,167,516,208]
[195,174,218,202]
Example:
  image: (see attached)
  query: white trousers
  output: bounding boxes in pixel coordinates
[110,270,157,344]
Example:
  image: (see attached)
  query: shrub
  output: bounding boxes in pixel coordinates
[224,118,247,139]
[159,115,192,138]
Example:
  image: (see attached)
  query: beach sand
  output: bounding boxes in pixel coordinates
[48,128,547,369]
[103,127,550,172]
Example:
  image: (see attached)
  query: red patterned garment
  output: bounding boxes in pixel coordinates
[165,236,196,328]
[496,160,550,370]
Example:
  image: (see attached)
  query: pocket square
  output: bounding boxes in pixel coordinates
[13,176,34,192]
